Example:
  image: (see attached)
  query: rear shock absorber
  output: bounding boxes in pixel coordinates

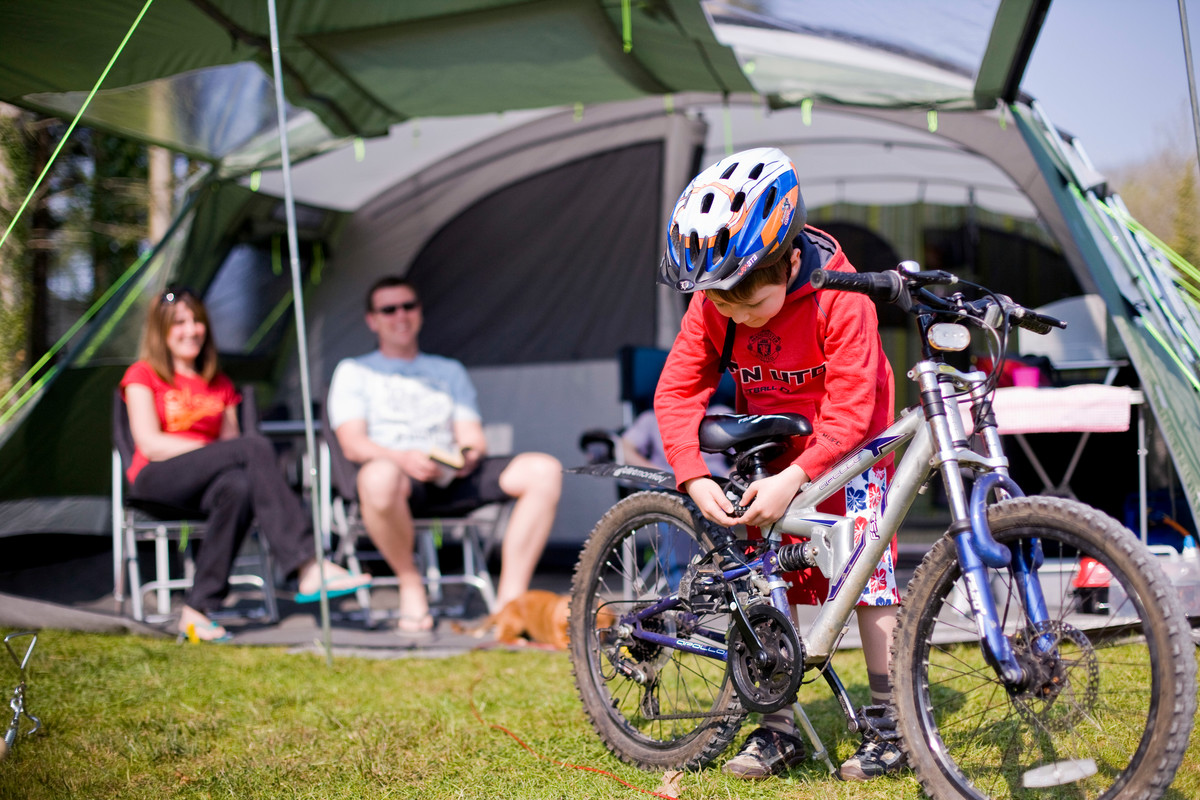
[777,542,818,572]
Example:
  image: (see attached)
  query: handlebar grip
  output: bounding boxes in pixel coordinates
[1011,307,1067,336]
[810,269,903,302]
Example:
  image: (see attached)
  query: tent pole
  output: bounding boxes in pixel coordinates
[1178,0,1200,173]
[266,0,334,666]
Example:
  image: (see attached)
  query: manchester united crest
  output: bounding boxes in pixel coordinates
[747,329,782,363]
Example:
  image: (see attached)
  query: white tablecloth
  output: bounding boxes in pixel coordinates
[960,385,1143,435]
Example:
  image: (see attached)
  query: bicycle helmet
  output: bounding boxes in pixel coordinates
[659,147,806,293]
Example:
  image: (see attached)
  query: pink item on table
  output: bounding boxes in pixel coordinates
[1010,365,1041,387]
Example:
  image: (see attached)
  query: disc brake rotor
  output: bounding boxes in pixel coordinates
[1009,620,1099,731]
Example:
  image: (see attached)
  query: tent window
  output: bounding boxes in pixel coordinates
[407,142,662,366]
[203,242,309,356]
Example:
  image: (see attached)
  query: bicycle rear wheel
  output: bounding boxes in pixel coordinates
[893,496,1196,800]
[569,490,745,770]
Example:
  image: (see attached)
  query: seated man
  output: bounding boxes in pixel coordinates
[327,276,562,634]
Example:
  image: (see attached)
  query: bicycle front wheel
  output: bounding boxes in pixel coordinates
[568,490,745,770]
[893,496,1196,800]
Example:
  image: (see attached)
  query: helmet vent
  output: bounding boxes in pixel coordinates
[688,231,701,266]
[700,192,714,213]
[730,191,745,213]
[749,162,765,179]
[762,186,777,217]
[720,162,738,180]
[713,228,730,262]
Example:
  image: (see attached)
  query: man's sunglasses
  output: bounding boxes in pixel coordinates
[373,301,421,315]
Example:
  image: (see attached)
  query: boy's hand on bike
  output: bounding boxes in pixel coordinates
[683,477,744,526]
[737,465,808,527]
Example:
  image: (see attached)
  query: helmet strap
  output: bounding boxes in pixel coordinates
[718,317,736,377]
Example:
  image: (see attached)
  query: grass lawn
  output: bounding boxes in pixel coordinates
[0,628,1197,800]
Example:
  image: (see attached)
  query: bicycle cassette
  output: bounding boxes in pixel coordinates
[727,603,804,713]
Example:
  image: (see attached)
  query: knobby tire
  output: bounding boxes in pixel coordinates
[892,496,1196,800]
[568,490,745,770]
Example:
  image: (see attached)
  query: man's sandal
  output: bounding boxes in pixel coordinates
[396,612,435,638]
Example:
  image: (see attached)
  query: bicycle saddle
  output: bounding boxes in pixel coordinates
[698,413,812,453]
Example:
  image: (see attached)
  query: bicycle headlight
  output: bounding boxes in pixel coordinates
[928,322,970,352]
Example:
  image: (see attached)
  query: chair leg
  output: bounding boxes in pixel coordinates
[111,451,124,604]
[463,531,497,614]
[154,524,172,619]
[419,527,444,605]
[347,554,373,613]
[126,523,143,622]
[258,533,280,624]
[331,501,374,614]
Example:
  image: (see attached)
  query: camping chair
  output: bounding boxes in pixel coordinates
[318,403,510,624]
[579,344,735,472]
[111,387,279,624]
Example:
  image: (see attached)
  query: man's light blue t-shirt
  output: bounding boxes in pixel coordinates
[327,350,481,454]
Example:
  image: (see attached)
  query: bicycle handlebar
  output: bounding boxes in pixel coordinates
[809,268,904,302]
[1008,305,1066,335]
[811,264,1067,336]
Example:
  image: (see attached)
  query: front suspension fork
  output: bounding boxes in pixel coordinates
[919,365,1052,690]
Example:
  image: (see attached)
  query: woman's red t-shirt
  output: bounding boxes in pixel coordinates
[119,361,240,482]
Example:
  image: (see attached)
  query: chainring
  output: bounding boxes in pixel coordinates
[1009,619,1099,731]
[726,603,804,713]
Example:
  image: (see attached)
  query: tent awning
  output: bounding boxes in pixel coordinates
[0,1,1056,171]
[0,0,752,163]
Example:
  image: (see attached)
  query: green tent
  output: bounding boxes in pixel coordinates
[0,0,1197,551]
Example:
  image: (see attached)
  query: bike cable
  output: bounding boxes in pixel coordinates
[466,652,684,799]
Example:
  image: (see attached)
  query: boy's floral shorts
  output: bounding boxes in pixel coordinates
[776,464,901,607]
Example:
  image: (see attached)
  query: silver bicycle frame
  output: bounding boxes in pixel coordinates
[772,362,1006,663]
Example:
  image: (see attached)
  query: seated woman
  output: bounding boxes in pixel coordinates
[121,286,369,641]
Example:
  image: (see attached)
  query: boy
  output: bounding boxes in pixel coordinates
[654,148,902,781]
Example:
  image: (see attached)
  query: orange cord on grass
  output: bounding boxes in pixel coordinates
[467,654,681,800]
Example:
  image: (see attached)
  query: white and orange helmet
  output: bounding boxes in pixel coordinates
[659,147,806,293]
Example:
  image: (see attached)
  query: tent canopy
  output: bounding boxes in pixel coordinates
[0,1,1046,171]
[0,0,751,166]
[2,0,1199,548]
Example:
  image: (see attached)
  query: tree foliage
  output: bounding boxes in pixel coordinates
[1108,112,1200,263]
[0,103,31,401]
[0,102,153,410]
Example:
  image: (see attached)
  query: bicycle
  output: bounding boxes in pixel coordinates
[567,261,1197,800]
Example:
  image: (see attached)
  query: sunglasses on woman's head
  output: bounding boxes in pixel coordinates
[160,286,196,305]
[374,301,420,315]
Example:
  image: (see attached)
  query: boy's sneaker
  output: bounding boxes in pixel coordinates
[721,727,807,780]
[838,738,905,780]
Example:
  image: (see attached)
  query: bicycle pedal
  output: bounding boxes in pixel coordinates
[857,704,900,742]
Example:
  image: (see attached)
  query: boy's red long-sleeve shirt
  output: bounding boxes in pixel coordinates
[655,227,895,488]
